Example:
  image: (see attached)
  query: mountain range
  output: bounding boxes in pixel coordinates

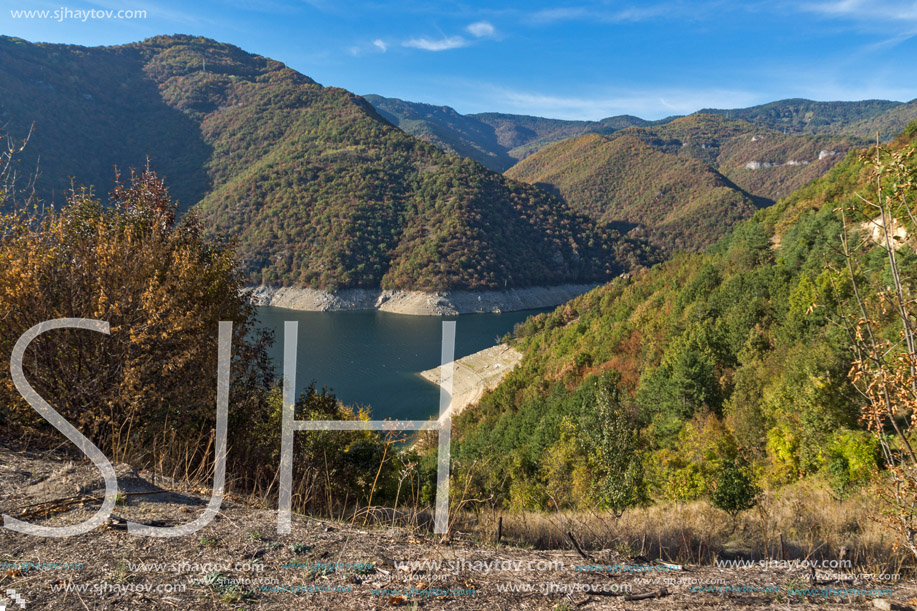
[700,98,917,140]
[365,95,915,253]
[366,94,917,174]
[3,34,915,293]
[365,94,662,173]
[0,35,652,291]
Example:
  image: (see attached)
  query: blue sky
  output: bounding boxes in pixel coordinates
[2,0,916,120]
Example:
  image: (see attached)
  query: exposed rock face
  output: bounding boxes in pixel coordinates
[246,284,600,316]
[860,215,910,249]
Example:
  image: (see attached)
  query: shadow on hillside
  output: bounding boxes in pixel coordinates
[0,37,212,213]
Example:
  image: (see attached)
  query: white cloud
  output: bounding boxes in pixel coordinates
[528,7,590,23]
[528,4,673,25]
[402,22,499,53]
[466,21,496,37]
[403,35,468,51]
[795,1,917,53]
[347,39,389,56]
[801,0,917,21]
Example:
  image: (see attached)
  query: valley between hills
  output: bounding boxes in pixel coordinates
[3,34,905,306]
[5,31,917,611]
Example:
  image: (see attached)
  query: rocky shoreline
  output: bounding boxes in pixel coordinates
[246,284,599,316]
[418,343,523,420]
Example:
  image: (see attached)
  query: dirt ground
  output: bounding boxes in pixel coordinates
[1,442,915,610]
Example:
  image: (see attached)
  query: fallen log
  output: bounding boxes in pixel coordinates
[625,587,669,601]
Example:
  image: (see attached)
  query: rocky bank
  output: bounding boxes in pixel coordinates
[246,284,599,316]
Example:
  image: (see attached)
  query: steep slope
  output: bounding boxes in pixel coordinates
[453,120,917,511]
[506,114,858,251]
[0,36,212,208]
[362,94,517,172]
[364,95,658,171]
[0,35,655,291]
[503,133,760,252]
[470,111,654,161]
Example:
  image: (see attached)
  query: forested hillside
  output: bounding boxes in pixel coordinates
[365,94,658,171]
[368,95,916,177]
[452,119,917,511]
[505,114,858,252]
[503,132,760,253]
[0,36,212,208]
[0,35,654,291]
[6,34,908,294]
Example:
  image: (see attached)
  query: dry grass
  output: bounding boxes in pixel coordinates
[32,423,911,579]
[453,480,914,576]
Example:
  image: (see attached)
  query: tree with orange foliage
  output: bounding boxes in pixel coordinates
[0,163,269,473]
[840,140,917,557]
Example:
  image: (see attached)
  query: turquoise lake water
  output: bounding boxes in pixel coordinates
[255,306,547,421]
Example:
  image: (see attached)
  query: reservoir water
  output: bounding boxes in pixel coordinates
[255,307,547,421]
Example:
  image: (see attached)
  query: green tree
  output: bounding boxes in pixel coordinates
[709,460,759,525]
[639,345,721,442]
[840,136,917,558]
[578,377,647,517]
